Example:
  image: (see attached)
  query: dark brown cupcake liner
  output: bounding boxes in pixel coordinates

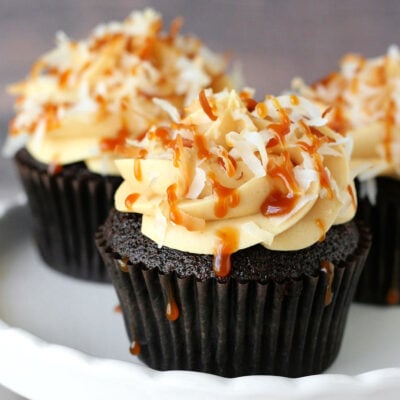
[15,148,121,282]
[355,177,400,304]
[96,221,371,377]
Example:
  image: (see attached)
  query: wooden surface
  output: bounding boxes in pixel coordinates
[1,0,400,398]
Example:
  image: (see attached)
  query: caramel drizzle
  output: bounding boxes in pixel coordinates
[298,121,334,199]
[213,227,239,278]
[129,340,141,356]
[199,89,217,121]
[116,256,129,273]
[208,172,240,218]
[261,151,300,217]
[134,159,142,181]
[320,260,335,306]
[125,193,140,210]
[165,283,179,321]
[100,125,129,153]
[315,218,326,242]
[47,160,63,176]
[239,90,257,112]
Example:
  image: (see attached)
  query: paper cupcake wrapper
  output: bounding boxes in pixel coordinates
[96,222,370,378]
[15,149,121,282]
[355,177,400,304]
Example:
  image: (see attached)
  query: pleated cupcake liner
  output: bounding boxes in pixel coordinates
[96,222,371,378]
[355,177,400,304]
[15,149,122,282]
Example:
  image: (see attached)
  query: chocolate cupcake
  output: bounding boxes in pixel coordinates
[3,9,231,282]
[294,46,400,304]
[96,89,370,376]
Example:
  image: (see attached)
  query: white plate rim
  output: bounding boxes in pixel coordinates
[1,194,400,400]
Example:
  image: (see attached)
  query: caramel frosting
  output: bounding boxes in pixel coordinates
[4,8,231,175]
[293,46,400,181]
[114,89,356,275]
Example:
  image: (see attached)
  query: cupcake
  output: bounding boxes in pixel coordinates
[3,9,231,282]
[293,46,400,304]
[96,89,370,377]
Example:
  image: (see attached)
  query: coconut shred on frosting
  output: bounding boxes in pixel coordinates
[114,89,356,277]
[293,46,400,182]
[4,8,231,175]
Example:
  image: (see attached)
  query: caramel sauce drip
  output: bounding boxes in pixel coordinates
[199,89,217,121]
[194,133,212,159]
[114,304,122,313]
[100,125,129,153]
[43,103,60,131]
[268,151,300,193]
[261,190,299,217]
[298,121,334,199]
[47,160,63,176]
[134,159,142,181]
[328,104,347,135]
[149,126,173,147]
[321,260,335,306]
[165,287,180,321]
[95,94,109,119]
[290,94,300,105]
[239,91,257,112]
[167,183,183,225]
[268,98,291,138]
[217,151,237,178]
[213,227,239,278]
[315,218,326,242]
[137,36,155,61]
[261,151,300,217]
[125,193,140,210]
[209,173,240,218]
[245,98,258,112]
[129,340,141,356]
[386,288,400,305]
[58,69,71,88]
[166,183,204,231]
[116,256,129,273]
[173,134,184,168]
[255,102,268,118]
[114,144,148,158]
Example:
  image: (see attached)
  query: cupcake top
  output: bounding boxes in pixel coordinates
[4,8,231,175]
[114,89,356,277]
[293,46,400,181]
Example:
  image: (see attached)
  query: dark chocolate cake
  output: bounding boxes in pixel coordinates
[15,148,121,282]
[101,208,360,283]
[355,177,400,304]
[96,209,370,377]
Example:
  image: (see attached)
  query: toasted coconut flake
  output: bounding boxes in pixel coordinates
[153,98,180,123]
[186,167,206,199]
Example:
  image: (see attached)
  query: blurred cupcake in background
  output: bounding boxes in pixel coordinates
[293,46,400,304]
[96,88,370,377]
[3,8,232,282]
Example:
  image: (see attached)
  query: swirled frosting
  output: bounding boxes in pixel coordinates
[4,8,231,175]
[114,89,356,276]
[293,46,400,181]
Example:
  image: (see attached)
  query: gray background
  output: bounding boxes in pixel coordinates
[1,0,400,398]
